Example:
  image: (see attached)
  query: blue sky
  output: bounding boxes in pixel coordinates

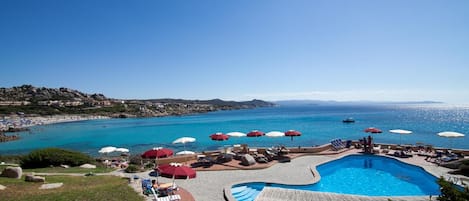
[1,0,468,103]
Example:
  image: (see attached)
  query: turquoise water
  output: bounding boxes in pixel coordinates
[1,104,468,156]
[232,155,440,198]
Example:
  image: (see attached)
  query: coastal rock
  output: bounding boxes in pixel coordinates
[0,166,22,179]
[25,174,45,183]
[39,182,63,189]
[79,164,96,169]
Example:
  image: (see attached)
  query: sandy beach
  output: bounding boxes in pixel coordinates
[0,115,110,132]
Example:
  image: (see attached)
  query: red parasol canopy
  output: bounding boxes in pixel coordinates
[285,130,302,136]
[247,130,264,137]
[141,148,173,158]
[210,132,229,141]
[158,164,196,179]
[364,127,382,133]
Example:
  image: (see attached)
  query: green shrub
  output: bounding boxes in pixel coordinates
[459,164,469,176]
[21,148,94,168]
[125,164,139,173]
[437,177,469,201]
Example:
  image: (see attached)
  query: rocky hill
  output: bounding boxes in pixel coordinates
[0,85,274,117]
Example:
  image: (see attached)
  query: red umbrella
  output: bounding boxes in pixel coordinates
[285,130,302,141]
[158,163,196,179]
[210,132,229,141]
[247,130,264,137]
[364,127,382,133]
[141,148,173,158]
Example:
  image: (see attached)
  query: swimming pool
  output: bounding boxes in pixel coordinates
[231,155,440,201]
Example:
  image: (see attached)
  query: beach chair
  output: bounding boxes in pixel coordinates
[142,179,159,200]
[330,139,344,151]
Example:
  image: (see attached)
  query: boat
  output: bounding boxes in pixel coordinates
[342,118,355,123]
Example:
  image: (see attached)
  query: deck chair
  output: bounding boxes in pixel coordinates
[330,139,344,151]
[142,179,159,200]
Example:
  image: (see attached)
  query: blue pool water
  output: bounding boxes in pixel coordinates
[232,155,440,200]
[0,103,468,155]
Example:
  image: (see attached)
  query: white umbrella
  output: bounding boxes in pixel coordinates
[265,131,285,138]
[226,132,246,137]
[172,137,196,144]
[173,137,196,161]
[389,129,412,145]
[437,131,465,149]
[176,151,195,155]
[115,148,129,153]
[98,146,117,154]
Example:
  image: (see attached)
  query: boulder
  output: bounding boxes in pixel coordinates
[0,184,6,190]
[25,174,46,183]
[79,164,96,169]
[0,166,22,179]
[60,164,70,168]
[39,183,63,189]
[240,154,256,166]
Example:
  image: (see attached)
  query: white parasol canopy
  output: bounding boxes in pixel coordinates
[265,131,285,137]
[226,132,246,137]
[176,151,196,155]
[98,146,117,154]
[437,131,465,138]
[437,131,465,149]
[115,148,129,153]
[389,129,412,145]
[172,137,196,144]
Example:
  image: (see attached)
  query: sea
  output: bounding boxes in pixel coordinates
[1,103,468,156]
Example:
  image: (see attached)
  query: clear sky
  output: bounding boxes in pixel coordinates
[1,0,468,103]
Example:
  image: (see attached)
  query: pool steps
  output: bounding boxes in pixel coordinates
[232,186,262,201]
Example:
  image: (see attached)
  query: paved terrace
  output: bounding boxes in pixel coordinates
[125,148,468,201]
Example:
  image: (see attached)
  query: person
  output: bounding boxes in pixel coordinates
[151,179,159,189]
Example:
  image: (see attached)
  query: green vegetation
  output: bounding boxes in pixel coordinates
[22,166,113,174]
[437,177,469,201]
[0,175,143,201]
[21,148,94,169]
[124,164,139,173]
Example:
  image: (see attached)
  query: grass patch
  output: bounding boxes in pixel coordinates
[0,175,143,201]
[22,166,114,174]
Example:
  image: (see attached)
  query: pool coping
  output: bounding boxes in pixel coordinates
[224,152,441,201]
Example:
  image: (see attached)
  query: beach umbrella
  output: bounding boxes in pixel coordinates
[172,137,196,161]
[265,131,285,137]
[142,147,174,183]
[115,148,129,153]
[98,146,117,154]
[247,130,264,137]
[389,129,412,145]
[158,163,196,179]
[285,130,302,141]
[437,131,465,149]
[210,132,229,141]
[176,151,196,155]
[226,132,246,137]
[141,147,173,158]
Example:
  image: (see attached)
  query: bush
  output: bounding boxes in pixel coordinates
[21,148,94,168]
[437,177,469,201]
[125,164,139,173]
[129,155,143,165]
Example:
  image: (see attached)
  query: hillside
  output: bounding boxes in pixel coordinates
[0,85,274,117]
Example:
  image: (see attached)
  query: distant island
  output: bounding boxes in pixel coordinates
[0,85,274,139]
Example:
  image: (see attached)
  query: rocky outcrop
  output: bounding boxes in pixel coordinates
[0,133,20,142]
[25,174,45,182]
[79,164,96,169]
[0,166,22,179]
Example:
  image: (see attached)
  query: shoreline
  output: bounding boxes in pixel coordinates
[0,114,110,133]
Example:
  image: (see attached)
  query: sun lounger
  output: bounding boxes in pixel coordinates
[330,139,345,151]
